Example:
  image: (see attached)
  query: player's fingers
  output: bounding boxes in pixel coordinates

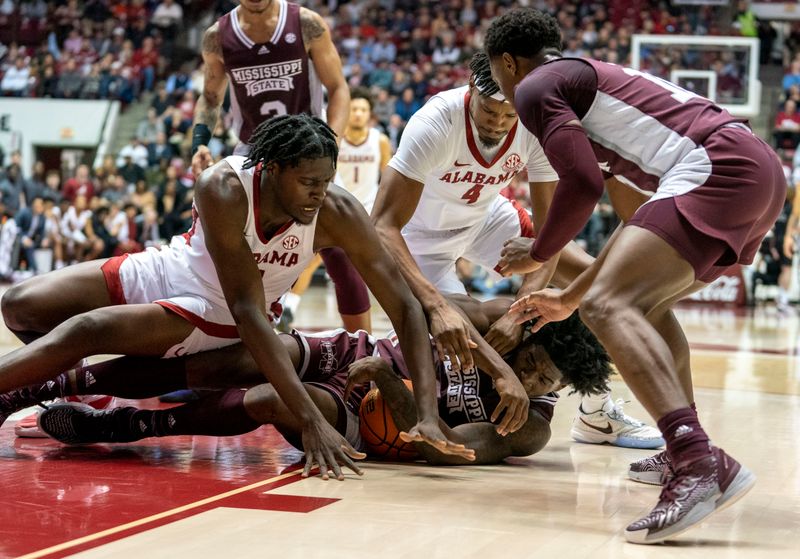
[434,339,447,364]
[342,443,367,461]
[398,430,422,443]
[490,397,508,423]
[302,453,314,478]
[325,450,344,481]
[496,400,517,436]
[337,449,364,476]
[315,451,330,480]
[531,317,550,333]
[444,442,476,460]
[455,335,474,371]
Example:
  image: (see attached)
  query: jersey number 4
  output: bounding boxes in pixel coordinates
[461,184,484,204]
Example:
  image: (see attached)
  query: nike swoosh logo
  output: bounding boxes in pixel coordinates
[579,418,614,434]
[454,161,470,167]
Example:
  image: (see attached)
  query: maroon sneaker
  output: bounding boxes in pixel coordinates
[624,446,756,544]
[628,450,675,486]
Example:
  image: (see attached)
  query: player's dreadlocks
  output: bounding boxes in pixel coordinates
[484,8,562,59]
[350,86,374,110]
[510,312,611,396]
[469,51,501,99]
[243,114,338,170]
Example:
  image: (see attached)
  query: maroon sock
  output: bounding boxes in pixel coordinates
[145,389,261,437]
[657,407,712,469]
[72,357,190,399]
[690,402,697,411]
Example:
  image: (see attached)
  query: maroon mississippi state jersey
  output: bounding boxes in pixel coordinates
[218,1,323,144]
[515,57,743,194]
[376,333,559,427]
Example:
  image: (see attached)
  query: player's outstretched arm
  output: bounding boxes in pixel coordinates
[372,168,477,372]
[191,22,229,176]
[196,164,365,480]
[318,188,473,458]
[302,8,349,141]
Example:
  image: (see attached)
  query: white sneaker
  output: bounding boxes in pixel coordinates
[571,397,665,449]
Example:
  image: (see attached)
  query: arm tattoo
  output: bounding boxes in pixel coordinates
[202,23,222,56]
[300,10,326,46]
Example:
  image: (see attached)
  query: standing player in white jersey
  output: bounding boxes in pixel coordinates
[282,88,392,328]
[190,0,372,334]
[373,52,661,446]
[0,115,474,476]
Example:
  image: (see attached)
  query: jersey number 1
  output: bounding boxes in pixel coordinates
[461,184,484,205]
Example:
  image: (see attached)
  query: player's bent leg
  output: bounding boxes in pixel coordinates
[578,225,754,543]
[38,389,262,444]
[1,259,113,339]
[243,383,346,450]
[320,247,372,333]
[0,304,195,429]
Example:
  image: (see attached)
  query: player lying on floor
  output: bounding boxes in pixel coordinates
[27,296,610,465]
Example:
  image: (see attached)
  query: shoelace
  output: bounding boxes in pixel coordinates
[607,398,645,427]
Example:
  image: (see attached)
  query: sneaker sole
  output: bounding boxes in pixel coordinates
[624,466,757,544]
[14,424,50,438]
[627,470,666,486]
[37,402,98,445]
[571,428,665,450]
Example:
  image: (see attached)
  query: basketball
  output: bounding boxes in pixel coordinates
[358,380,420,461]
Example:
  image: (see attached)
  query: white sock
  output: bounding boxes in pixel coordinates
[283,292,302,314]
[778,288,790,306]
[580,391,611,414]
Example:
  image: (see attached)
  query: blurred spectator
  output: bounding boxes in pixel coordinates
[131,179,156,209]
[151,0,184,42]
[395,87,422,123]
[15,196,48,273]
[61,194,99,262]
[151,86,173,116]
[62,165,96,202]
[1,57,31,97]
[432,33,461,65]
[117,137,149,169]
[372,88,394,128]
[55,58,84,98]
[386,113,405,151]
[148,131,175,167]
[783,60,800,93]
[132,37,159,92]
[165,66,193,97]
[774,99,800,148]
[0,165,24,216]
[137,108,166,145]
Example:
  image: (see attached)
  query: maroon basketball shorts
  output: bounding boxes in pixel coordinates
[288,328,378,451]
[628,125,786,283]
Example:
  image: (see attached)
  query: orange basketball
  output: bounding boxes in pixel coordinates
[358,379,420,461]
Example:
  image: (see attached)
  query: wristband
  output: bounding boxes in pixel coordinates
[191,124,212,155]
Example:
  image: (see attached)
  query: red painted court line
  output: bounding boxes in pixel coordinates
[20,467,334,559]
[689,342,800,356]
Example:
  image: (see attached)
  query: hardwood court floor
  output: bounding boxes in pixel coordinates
[0,285,798,558]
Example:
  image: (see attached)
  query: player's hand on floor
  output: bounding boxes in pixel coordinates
[301,419,366,480]
[508,288,575,331]
[429,304,478,371]
[400,420,476,461]
[485,313,524,356]
[492,375,529,436]
[497,237,543,276]
[191,145,214,178]
[344,357,389,401]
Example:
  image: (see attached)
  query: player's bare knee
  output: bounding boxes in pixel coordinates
[1,283,43,331]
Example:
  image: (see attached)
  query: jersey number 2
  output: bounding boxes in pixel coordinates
[260,101,288,120]
[461,184,484,205]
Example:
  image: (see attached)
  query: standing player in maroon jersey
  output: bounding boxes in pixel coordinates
[485,8,785,544]
[190,0,371,333]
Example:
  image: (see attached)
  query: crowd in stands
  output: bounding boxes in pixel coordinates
[0,0,185,102]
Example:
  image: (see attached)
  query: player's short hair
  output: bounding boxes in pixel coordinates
[484,8,562,59]
[244,114,338,170]
[469,51,501,99]
[517,312,611,396]
[350,87,374,110]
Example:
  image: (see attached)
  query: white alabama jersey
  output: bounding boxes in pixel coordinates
[388,86,558,231]
[168,155,317,315]
[338,128,382,212]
